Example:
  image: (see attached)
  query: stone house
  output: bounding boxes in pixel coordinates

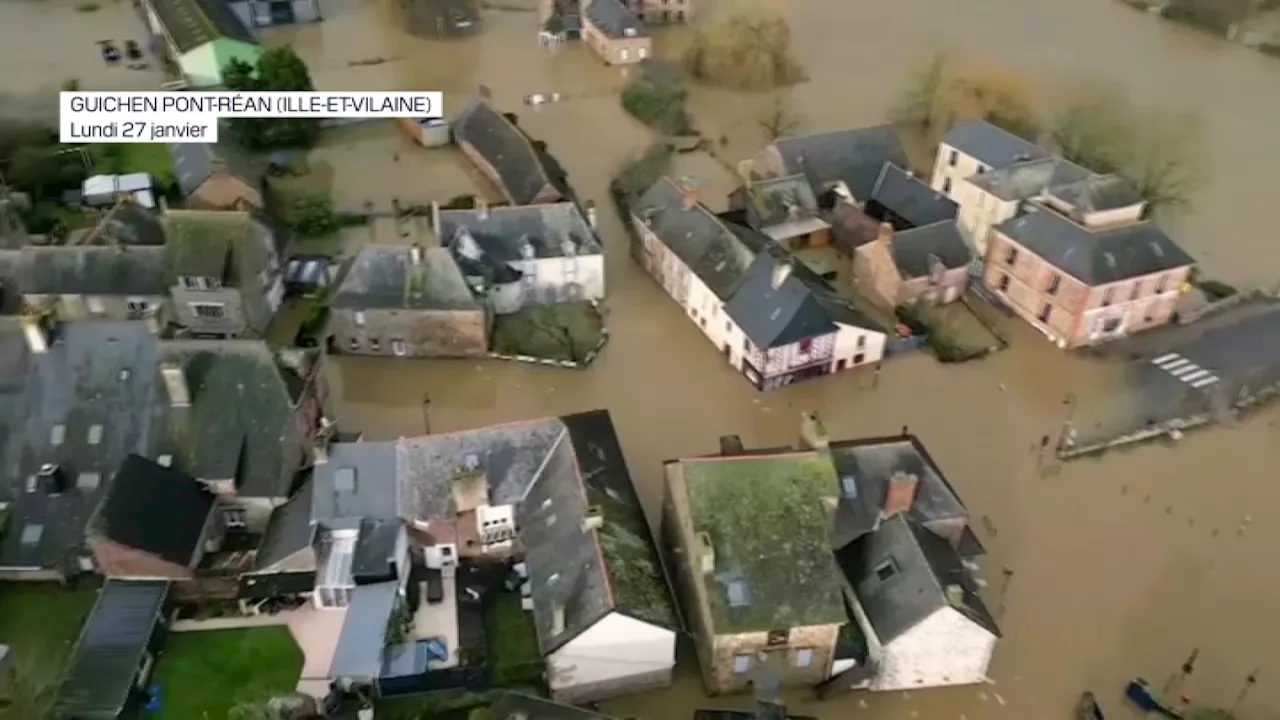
[153,341,330,535]
[662,440,852,695]
[453,97,562,206]
[727,175,831,252]
[85,454,219,580]
[929,119,1048,205]
[581,0,651,65]
[982,186,1195,348]
[165,210,286,338]
[21,245,170,330]
[863,163,958,233]
[440,200,605,310]
[327,244,489,358]
[663,414,1001,698]
[632,177,887,391]
[852,221,973,308]
[750,126,908,208]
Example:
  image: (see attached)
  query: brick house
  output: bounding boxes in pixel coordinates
[452,96,562,206]
[86,454,219,580]
[750,126,908,208]
[167,143,264,211]
[165,210,286,338]
[982,186,1195,349]
[328,244,489,358]
[581,0,651,65]
[852,221,972,309]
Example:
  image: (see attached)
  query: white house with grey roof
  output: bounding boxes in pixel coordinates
[254,409,680,702]
[440,201,604,311]
[632,176,887,390]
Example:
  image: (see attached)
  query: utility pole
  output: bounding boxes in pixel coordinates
[421,392,432,435]
[997,566,1014,618]
[1163,648,1200,699]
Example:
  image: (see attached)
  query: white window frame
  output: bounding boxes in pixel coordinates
[391,339,407,356]
[733,654,751,674]
[223,506,248,529]
[190,302,226,318]
[126,297,149,313]
[86,296,106,315]
[793,648,814,668]
[354,311,366,327]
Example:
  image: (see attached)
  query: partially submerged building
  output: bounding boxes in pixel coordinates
[452,97,562,207]
[138,0,264,87]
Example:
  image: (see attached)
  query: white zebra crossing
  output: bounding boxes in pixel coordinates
[1151,352,1219,389]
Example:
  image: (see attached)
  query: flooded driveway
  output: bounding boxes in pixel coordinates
[311,0,1280,716]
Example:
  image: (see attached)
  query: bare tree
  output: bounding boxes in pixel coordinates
[757,98,804,141]
[890,49,1041,143]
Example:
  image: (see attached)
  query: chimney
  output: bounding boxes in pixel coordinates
[877,222,894,248]
[409,244,423,265]
[551,604,566,635]
[430,200,441,238]
[160,362,191,407]
[476,196,489,220]
[945,584,966,607]
[696,531,715,574]
[585,201,598,230]
[799,411,829,451]
[38,463,68,494]
[561,238,576,257]
[581,505,604,533]
[680,183,699,211]
[451,455,488,513]
[770,261,793,289]
[21,314,49,354]
[881,471,919,519]
[312,432,330,466]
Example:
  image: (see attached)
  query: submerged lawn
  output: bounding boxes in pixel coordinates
[151,627,302,719]
[0,583,99,720]
[482,591,543,687]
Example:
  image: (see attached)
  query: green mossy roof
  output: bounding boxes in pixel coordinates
[683,453,847,634]
[590,484,678,629]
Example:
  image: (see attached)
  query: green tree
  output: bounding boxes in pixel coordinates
[224,48,322,151]
[290,194,338,238]
[1051,84,1208,217]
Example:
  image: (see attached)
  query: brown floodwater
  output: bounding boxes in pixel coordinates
[226,0,1280,716]
[0,0,1275,715]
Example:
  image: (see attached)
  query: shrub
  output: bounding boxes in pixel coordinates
[621,68,692,135]
[289,194,339,238]
[685,11,806,90]
[1195,278,1238,301]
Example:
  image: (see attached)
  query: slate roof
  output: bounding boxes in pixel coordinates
[149,0,256,54]
[726,254,837,349]
[0,322,161,572]
[155,341,318,498]
[773,125,908,202]
[397,411,674,653]
[835,514,1000,644]
[89,454,214,566]
[169,143,217,196]
[672,451,849,634]
[632,177,755,300]
[967,157,1093,202]
[23,246,169,296]
[453,97,556,206]
[330,580,398,680]
[890,221,973,280]
[584,0,647,39]
[163,211,242,282]
[1045,174,1145,214]
[253,478,316,571]
[734,175,828,239]
[442,202,600,267]
[868,164,958,228]
[56,580,170,717]
[329,245,480,312]
[827,434,969,549]
[312,442,401,521]
[995,207,1195,286]
[942,120,1048,169]
[352,517,401,583]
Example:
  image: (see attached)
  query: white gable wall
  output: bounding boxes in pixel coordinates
[548,611,675,699]
[831,322,886,372]
[872,607,997,691]
[930,143,989,199]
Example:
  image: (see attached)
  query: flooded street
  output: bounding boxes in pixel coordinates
[4,0,1274,713]
[296,0,1280,716]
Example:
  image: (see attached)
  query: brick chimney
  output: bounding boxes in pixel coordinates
[679,182,700,210]
[881,471,918,519]
[452,454,489,513]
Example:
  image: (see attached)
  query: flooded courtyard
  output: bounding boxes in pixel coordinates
[6,0,1280,715]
